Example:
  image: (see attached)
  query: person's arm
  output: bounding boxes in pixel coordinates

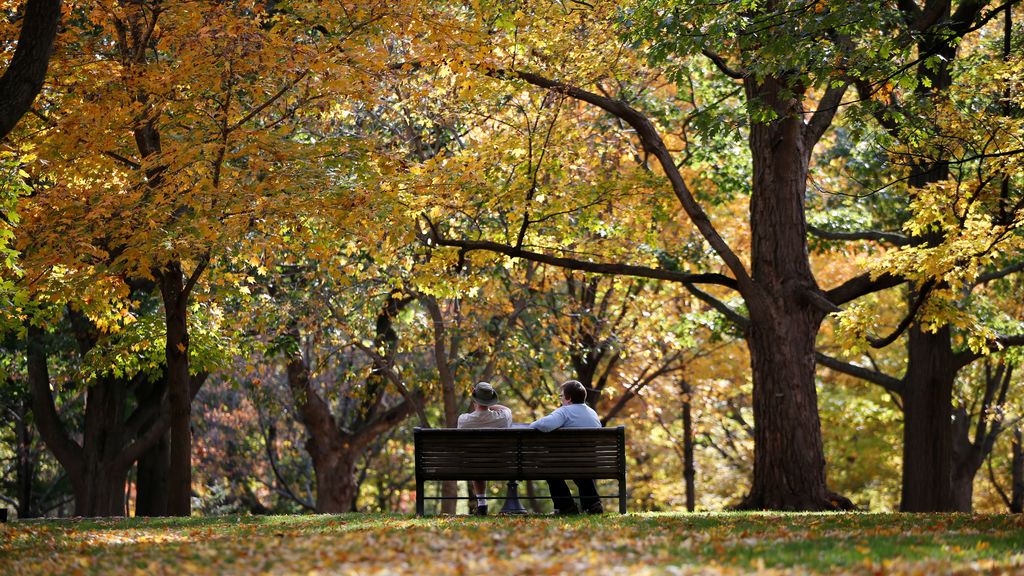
[529,408,566,432]
[490,405,512,427]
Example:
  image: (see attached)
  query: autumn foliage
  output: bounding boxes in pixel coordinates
[0,0,1023,530]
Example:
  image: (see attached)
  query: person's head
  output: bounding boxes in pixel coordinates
[560,380,587,405]
[470,382,499,409]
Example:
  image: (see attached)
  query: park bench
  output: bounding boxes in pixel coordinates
[413,426,627,515]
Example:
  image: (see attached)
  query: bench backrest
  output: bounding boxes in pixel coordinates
[414,426,625,481]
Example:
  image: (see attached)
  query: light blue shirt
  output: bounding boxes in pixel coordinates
[529,403,602,432]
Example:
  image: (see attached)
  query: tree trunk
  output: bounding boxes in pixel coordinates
[14,397,35,518]
[900,325,957,511]
[285,335,369,513]
[681,380,695,512]
[1010,428,1022,514]
[26,321,184,517]
[0,0,61,139]
[75,462,130,517]
[423,295,460,514]
[525,480,543,513]
[134,431,169,516]
[159,262,193,516]
[736,75,849,511]
[133,375,169,517]
[311,450,361,513]
[951,468,975,512]
[75,374,132,516]
[950,404,979,512]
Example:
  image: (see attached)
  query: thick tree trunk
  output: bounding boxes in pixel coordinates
[160,262,193,517]
[900,325,957,511]
[0,0,61,140]
[76,462,130,516]
[134,431,169,516]
[133,376,169,516]
[890,1,966,513]
[736,76,849,511]
[1011,428,1023,513]
[285,294,416,513]
[311,450,360,513]
[26,300,200,517]
[80,372,128,515]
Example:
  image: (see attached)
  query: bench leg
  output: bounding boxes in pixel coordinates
[416,480,425,516]
[618,477,627,514]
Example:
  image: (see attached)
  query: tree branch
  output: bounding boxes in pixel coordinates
[501,69,755,294]
[807,224,910,246]
[700,49,745,79]
[825,271,906,306]
[867,281,933,349]
[421,217,739,290]
[805,83,849,148]
[25,324,83,481]
[227,71,309,133]
[815,351,904,395]
[976,260,1024,285]
[683,282,750,329]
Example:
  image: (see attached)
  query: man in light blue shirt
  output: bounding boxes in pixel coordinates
[529,380,604,514]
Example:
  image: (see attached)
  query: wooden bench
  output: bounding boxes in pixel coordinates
[413,426,627,515]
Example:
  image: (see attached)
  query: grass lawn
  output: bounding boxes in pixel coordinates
[2,512,1023,575]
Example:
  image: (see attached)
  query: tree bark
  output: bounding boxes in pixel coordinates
[900,325,957,511]
[681,380,695,512]
[1011,428,1023,514]
[951,360,1014,512]
[285,344,354,513]
[159,262,193,516]
[134,431,169,516]
[736,75,850,511]
[77,373,132,516]
[0,0,61,140]
[133,375,169,516]
[14,396,35,518]
[951,405,977,513]
[422,295,460,514]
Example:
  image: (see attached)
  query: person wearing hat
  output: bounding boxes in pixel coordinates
[457,382,513,515]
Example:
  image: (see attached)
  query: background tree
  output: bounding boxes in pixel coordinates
[0,0,60,140]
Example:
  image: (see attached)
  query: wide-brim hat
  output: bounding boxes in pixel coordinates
[471,382,499,406]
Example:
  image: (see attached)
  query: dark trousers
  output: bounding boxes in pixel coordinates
[546,478,600,511]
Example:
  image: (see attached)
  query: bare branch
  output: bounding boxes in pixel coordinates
[683,283,750,330]
[422,216,739,289]
[807,224,910,246]
[700,49,745,80]
[816,351,904,395]
[805,83,849,148]
[227,71,309,133]
[976,260,1024,285]
[825,271,906,306]
[867,281,934,349]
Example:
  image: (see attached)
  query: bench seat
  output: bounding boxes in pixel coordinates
[413,426,627,515]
